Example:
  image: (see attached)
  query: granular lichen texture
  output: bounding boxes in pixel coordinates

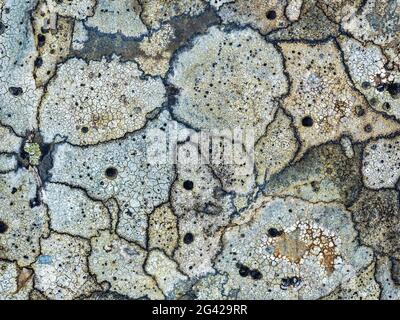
[1,0,400,301]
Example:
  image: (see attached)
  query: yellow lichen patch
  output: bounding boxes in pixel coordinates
[32,0,74,87]
[148,204,178,256]
[254,108,298,184]
[218,0,289,34]
[141,0,206,30]
[135,24,175,77]
[317,0,364,23]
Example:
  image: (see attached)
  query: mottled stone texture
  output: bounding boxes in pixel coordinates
[1,0,400,300]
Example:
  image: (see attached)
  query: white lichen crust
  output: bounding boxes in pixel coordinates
[1,0,400,301]
[169,26,288,141]
[39,55,166,145]
[0,0,42,134]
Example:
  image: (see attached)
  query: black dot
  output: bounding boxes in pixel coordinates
[355,105,365,117]
[81,126,89,133]
[105,167,118,179]
[37,34,46,47]
[34,57,43,68]
[376,84,386,92]
[183,180,194,190]
[238,265,250,277]
[280,278,290,289]
[369,99,378,108]
[289,276,301,287]
[266,10,276,20]
[0,221,8,234]
[29,197,41,208]
[250,269,263,280]
[361,81,371,89]
[268,228,282,237]
[387,83,400,97]
[9,86,23,96]
[301,116,313,127]
[183,232,194,244]
[364,124,372,133]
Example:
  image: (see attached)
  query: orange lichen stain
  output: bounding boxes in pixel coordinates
[15,267,33,293]
[303,224,338,274]
[270,222,339,274]
[273,229,308,264]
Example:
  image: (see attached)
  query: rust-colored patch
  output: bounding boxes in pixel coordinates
[15,267,33,293]
[270,223,338,274]
[273,229,308,264]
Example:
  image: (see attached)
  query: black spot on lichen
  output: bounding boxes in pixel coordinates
[37,34,46,47]
[387,83,400,98]
[250,269,263,280]
[34,57,43,68]
[280,276,301,289]
[0,221,8,234]
[183,232,194,244]
[362,81,371,89]
[280,277,290,289]
[302,116,313,127]
[290,276,301,287]
[383,102,391,110]
[364,124,372,133]
[266,10,277,20]
[81,126,89,133]
[105,167,118,179]
[236,263,261,279]
[376,84,386,92]
[183,180,194,190]
[238,265,250,277]
[29,196,41,208]
[355,105,365,117]
[9,86,23,96]
[268,228,283,237]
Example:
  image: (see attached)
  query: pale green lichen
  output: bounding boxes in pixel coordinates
[23,142,41,166]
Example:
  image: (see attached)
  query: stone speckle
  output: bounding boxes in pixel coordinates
[1,0,399,301]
